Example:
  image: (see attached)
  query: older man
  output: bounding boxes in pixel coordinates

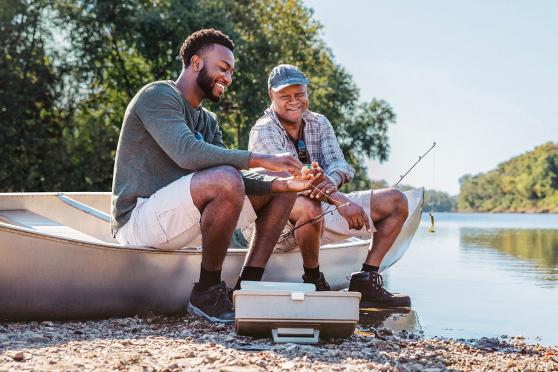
[111,33,322,324]
[247,64,411,307]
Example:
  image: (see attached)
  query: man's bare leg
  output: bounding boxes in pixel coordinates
[268,195,331,289]
[290,196,323,268]
[188,165,245,323]
[348,187,411,307]
[243,192,297,266]
[234,191,296,288]
[365,188,409,267]
[191,166,245,276]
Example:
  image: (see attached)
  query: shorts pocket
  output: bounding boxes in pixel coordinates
[151,190,200,244]
[156,206,196,242]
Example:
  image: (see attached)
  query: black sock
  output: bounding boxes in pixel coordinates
[362,263,379,273]
[234,266,265,290]
[303,265,321,279]
[198,264,222,291]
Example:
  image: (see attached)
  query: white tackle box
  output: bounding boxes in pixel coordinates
[233,281,361,344]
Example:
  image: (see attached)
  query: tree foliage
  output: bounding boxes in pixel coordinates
[458,143,558,212]
[1,0,396,191]
[0,0,70,191]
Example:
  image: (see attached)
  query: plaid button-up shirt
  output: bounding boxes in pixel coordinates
[248,107,355,185]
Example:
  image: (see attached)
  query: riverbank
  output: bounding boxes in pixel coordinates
[1,315,556,371]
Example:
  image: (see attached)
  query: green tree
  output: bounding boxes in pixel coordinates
[423,189,456,212]
[457,143,558,212]
[2,0,395,191]
[0,0,69,191]
[52,0,232,189]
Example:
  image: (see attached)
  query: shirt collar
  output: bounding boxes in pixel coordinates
[265,106,310,133]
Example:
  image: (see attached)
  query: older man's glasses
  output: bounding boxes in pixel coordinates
[296,139,310,164]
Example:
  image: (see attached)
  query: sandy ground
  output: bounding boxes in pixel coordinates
[1,314,557,371]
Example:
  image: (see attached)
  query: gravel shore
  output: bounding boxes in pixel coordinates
[1,314,556,371]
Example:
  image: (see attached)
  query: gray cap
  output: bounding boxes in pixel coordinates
[268,64,309,92]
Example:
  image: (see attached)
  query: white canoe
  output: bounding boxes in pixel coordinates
[0,188,423,321]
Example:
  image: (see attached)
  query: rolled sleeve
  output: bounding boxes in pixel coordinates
[319,115,355,183]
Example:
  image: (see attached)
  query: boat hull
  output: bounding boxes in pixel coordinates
[0,227,369,320]
[0,189,423,321]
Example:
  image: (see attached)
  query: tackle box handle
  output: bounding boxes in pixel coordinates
[272,328,320,344]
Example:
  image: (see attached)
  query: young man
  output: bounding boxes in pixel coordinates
[111,31,321,323]
[247,64,411,307]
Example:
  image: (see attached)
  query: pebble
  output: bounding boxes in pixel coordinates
[25,335,50,343]
[12,352,29,362]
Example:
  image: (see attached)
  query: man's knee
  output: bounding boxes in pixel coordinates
[388,188,408,221]
[293,196,323,223]
[212,165,245,196]
[191,166,244,206]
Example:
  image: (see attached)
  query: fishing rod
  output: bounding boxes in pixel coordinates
[393,141,436,187]
[392,141,438,233]
[279,141,438,242]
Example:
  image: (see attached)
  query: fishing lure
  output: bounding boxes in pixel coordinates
[427,212,435,233]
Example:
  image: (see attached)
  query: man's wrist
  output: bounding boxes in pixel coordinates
[271,178,287,193]
[329,172,343,188]
[248,152,265,168]
[331,191,350,205]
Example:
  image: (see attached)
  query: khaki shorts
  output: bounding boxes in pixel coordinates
[241,189,377,252]
[116,174,257,250]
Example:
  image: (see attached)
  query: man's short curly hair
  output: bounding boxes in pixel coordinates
[179,29,235,68]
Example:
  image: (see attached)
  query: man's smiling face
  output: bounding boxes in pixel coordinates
[195,44,234,102]
[269,84,309,125]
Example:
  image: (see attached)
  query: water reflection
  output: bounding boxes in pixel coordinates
[384,214,558,344]
[459,228,558,286]
[359,307,420,334]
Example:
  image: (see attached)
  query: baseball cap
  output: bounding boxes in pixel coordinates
[268,64,309,92]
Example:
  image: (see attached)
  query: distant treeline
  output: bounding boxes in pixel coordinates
[458,142,558,213]
[353,180,457,212]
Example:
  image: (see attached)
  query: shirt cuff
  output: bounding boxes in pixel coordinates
[329,172,343,188]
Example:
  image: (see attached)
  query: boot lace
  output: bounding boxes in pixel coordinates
[315,274,331,291]
[370,272,392,297]
[210,283,234,311]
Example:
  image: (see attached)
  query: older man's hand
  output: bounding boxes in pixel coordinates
[271,169,324,193]
[305,174,338,200]
[327,192,372,232]
[270,163,325,193]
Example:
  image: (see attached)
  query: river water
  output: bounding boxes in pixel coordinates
[363,212,558,345]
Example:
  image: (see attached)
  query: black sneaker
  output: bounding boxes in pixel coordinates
[348,271,411,307]
[303,272,331,291]
[187,282,235,323]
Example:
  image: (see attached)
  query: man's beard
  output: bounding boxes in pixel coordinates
[196,66,220,102]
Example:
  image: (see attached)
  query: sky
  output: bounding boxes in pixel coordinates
[303,0,557,194]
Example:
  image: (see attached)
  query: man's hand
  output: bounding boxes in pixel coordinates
[305,174,338,200]
[335,193,371,232]
[249,153,303,176]
[271,169,325,193]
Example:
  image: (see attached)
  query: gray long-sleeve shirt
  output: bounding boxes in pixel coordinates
[111,80,272,231]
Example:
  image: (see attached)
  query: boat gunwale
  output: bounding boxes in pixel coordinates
[0,192,111,197]
[0,222,370,255]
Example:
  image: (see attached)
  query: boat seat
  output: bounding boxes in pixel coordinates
[0,209,104,244]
